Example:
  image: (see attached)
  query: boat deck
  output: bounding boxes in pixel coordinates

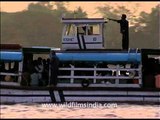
[1,82,160,91]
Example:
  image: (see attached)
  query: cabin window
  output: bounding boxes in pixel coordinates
[77,26,87,35]
[65,24,76,36]
[90,24,100,35]
[77,24,100,35]
[64,24,101,36]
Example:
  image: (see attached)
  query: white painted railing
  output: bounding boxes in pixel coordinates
[57,64,142,88]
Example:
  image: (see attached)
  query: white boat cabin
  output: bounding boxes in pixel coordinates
[61,18,107,50]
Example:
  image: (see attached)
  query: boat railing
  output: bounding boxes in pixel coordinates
[57,63,142,88]
[0,61,23,84]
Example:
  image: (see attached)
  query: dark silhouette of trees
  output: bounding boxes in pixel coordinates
[130,5,160,48]
[0,2,159,49]
[0,2,87,48]
[96,4,159,49]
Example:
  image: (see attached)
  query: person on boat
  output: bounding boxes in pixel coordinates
[108,14,129,50]
[30,60,39,86]
[21,72,30,86]
[49,51,59,87]
[21,59,33,86]
[42,58,49,86]
[35,57,44,86]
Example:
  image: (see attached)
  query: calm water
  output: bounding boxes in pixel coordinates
[0,103,160,119]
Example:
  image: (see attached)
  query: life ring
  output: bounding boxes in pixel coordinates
[81,79,90,88]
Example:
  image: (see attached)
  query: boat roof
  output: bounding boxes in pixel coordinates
[55,52,141,63]
[0,51,23,62]
[61,18,107,24]
[22,46,60,54]
[0,44,22,50]
[0,44,23,62]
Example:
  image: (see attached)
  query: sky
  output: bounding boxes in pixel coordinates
[0,1,159,17]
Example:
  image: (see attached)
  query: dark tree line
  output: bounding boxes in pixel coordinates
[1,2,87,48]
[1,2,159,49]
[96,4,160,49]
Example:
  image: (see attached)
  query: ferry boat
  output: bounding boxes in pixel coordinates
[0,18,160,104]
